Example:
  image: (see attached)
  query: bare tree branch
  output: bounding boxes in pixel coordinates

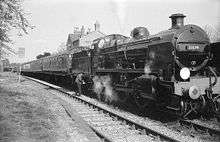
[0,42,16,54]
[203,25,220,42]
[0,0,33,46]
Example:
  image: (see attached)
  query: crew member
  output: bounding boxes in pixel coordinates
[75,73,85,96]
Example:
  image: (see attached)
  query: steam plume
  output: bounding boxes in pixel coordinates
[92,75,117,103]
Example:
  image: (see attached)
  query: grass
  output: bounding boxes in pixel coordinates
[0,87,57,142]
[0,72,93,142]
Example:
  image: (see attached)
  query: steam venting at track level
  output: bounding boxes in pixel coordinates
[92,76,118,103]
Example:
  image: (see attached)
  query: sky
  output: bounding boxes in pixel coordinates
[9,0,220,63]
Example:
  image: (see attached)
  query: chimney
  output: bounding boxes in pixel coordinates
[94,20,100,31]
[87,28,91,34]
[74,27,79,34]
[81,26,85,36]
[169,13,186,29]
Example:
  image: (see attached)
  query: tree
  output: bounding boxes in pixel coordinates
[51,42,67,55]
[36,52,51,59]
[0,0,33,71]
[2,58,9,67]
[58,42,67,53]
[203,25,220,43]
[56,42,67,54]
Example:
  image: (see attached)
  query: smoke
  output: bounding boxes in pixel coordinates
[145,51,155,74]
[144,60,153,74]
[144,63,151,74]
[93,76,104,98]
[102,76,116,103]
[92,75,117,103]
[112,0,127,33]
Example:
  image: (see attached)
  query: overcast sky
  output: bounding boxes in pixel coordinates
[9,0,220,63]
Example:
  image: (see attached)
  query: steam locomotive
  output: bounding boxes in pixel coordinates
[21,14,220,118]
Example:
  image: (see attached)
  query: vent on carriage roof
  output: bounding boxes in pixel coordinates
[169,13,186,29]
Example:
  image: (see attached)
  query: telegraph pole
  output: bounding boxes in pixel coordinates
[0,42,3,72]
[18,47,25,82]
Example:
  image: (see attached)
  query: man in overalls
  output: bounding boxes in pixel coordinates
[75,73,84,96]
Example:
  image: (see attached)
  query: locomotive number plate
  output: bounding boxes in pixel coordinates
[187,45,199,50]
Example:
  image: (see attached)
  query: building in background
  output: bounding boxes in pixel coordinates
[66,21,105,51]
[2,58,10,71]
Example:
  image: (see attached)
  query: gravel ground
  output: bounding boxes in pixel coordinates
[0,72,96,142]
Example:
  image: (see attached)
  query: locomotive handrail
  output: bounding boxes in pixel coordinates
[208,66,218,87]
[177,41,208,44]
[175,57,209,71]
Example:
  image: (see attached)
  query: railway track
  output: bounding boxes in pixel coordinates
[24,76,219,142]
[179,119,220,136]
[150,108,220,140]
[164,119,220,142]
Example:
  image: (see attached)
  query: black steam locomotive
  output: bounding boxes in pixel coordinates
[21,14,220,118]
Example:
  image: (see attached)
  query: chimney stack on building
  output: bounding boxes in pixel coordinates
[94,20,100,31]
[81,26,85,36]
[87,28,91,34]
[74,27,79,34]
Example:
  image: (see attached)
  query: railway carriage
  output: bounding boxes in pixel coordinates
[42,53,70,74]
[71,49,91,74]
[21,59,42,76]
